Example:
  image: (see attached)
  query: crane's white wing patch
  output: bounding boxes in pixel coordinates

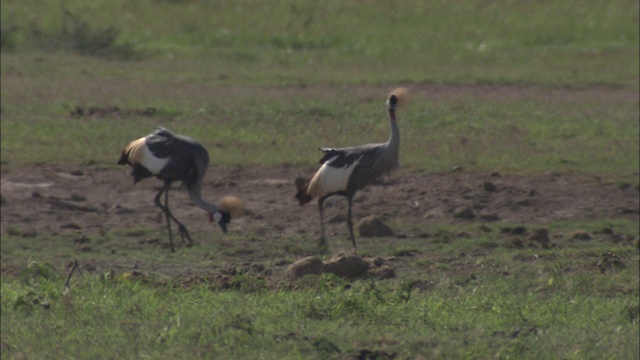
[140,146,170,174]
[316,160,359,194]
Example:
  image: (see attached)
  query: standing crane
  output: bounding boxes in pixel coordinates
[118,127,231,252]
[295,88,408,251]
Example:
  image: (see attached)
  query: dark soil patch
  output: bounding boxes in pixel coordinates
[70,106,156,118]
[1,164,638,279]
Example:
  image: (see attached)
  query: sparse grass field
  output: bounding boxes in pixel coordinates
[1,0,639,359]
[2,244,638,359]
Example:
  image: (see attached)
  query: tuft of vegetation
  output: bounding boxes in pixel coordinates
[2,10,144,60]
[53,11,144,60]
[0,24,19,51]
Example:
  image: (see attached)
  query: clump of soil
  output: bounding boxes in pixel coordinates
[571,230,592,241]
[453,206,476,220]
[286,256,324,279]
[286,255,395,280]
[528,228,550,243]
[323,255,369,278]
[366,257,396,279]
[358,215,394,237]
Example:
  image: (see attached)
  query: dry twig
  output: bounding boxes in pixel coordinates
[64,260,80,291]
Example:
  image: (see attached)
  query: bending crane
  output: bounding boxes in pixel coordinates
[118,127,230,252]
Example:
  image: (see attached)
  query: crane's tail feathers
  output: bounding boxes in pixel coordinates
[294,177,313,205]
[318,148,341,164]
[388,87,409,108]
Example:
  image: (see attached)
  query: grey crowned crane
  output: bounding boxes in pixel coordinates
[118,127,231,252]
[295,88,408,251]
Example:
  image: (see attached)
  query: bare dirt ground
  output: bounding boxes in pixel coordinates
[2,164,638,275]
[1,83,638,281]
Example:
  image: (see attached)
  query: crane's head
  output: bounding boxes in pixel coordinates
[209,195,244,233]
[210,210,231,233]
[386,87,409,120]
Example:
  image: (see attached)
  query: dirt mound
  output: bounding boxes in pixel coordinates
[286,255,396,280]
[286,256,323,279]
[358,215,394,237]
[323,255,369,278]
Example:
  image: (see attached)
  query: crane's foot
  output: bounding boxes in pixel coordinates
[176,224,193,245]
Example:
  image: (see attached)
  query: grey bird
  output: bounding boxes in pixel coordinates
[295,88,408,251]
[118,127,231,252]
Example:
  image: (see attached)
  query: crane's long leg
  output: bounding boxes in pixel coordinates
[346,195,357,253]
[164,190,194,245]
[154,185,194,252]
[154,186,175,252]
[318,196,327,245]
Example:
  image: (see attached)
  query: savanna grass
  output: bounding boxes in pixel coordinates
[2,0,638,173]
[1,245,638,359]
[1,82,638,175]
[1,1,639,359]
[1,0,638,86]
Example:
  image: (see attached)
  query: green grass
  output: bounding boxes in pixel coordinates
[2,210,638,359]
[1,0,638,173]
[1,1,639,359]
[1,0,638,86]
[2,234,638,359]
[1,80,638,174]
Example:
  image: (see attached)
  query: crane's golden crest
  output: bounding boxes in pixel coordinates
[388,87,409,108]
[218,195,244,218]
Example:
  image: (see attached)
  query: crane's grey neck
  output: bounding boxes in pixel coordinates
[186,155,217,214]
[188,187,218,214]
[385,109,400,170]
[388,110,400,148]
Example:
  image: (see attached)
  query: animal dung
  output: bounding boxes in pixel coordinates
[219,195,244,218]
